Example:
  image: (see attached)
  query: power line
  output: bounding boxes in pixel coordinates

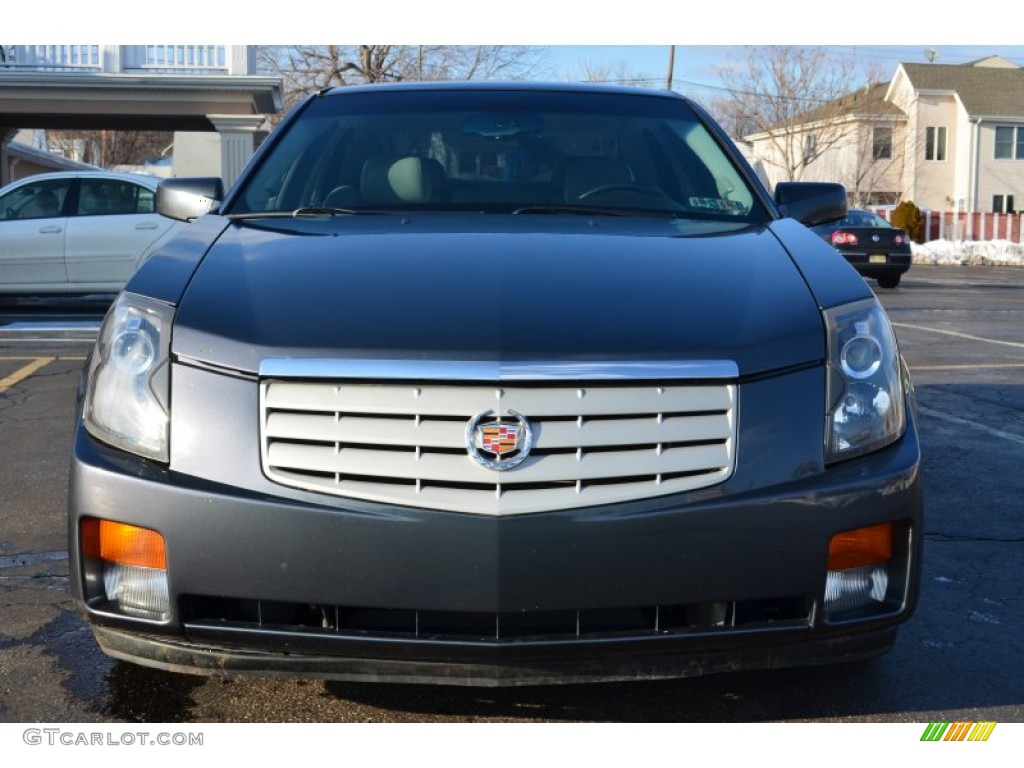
[576,46,1024,105]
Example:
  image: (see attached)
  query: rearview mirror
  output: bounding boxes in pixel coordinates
[461,113,543,138]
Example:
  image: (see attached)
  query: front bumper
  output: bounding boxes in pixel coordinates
[69,384,923,686]
[91,623,900,687]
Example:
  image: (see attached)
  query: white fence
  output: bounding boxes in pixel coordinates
[870,208,1024,243]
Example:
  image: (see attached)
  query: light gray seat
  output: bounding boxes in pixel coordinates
[359,155,448,205]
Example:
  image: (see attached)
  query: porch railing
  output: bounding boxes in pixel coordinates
[0,45,244,74]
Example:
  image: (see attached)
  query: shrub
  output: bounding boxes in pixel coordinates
[891,200,924,243]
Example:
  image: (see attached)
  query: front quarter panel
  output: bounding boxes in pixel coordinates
[123,214,231,305]
[768,218,873,309]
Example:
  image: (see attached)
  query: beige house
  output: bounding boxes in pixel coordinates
[887,56,1024,213]
[745,82,906,206]
[745,56,1024,212]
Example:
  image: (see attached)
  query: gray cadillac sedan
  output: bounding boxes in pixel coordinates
[69,83,922,686]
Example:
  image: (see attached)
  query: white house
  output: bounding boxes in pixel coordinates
[0,45,282,187]
[746,55,1024,213]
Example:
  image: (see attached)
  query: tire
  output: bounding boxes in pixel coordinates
[876,274,901,289]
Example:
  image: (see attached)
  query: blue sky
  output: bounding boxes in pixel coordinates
[545,45,1024,94]
[19,1,1024,98]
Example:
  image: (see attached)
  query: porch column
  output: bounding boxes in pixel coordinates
[1,128,17,186]
[207,115,266,189]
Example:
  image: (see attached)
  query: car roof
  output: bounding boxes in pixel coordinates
[318,80,689,102]
[0,170,161,193]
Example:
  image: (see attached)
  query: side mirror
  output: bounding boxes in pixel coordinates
[156,178,225,222]
[774,182,847,226]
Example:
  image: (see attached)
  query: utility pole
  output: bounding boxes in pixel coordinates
[666,45,675,91]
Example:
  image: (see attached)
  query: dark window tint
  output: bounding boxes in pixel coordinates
[232,89,768,228]
[77,179,156,216]
[0,177,72,220]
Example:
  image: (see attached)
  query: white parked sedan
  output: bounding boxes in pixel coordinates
[0,171,185,294]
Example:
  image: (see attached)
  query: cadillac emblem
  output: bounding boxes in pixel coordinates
[465,409,533,470]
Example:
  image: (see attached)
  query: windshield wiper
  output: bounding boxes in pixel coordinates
[228,207,394,220]
[511,205,678,219]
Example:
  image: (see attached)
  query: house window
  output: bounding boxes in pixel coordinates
[993,194,1015,213]
[872,126,892,160]
[803,133,817,161]
[925,126,947,161]
[994,126,1024,159]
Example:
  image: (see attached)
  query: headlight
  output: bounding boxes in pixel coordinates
[824,298,906,462]
[84,292,173,462]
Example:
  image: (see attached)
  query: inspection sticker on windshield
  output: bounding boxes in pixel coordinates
[688,197,746,212]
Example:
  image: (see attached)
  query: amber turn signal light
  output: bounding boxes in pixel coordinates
[828,522,892,571]
[82,519,167,570]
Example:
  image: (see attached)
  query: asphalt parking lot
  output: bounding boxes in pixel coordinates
[0,264,1021,723]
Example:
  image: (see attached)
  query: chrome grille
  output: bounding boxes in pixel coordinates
[259,362,737,516]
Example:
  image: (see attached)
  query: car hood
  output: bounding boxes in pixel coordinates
[171,216,828,377]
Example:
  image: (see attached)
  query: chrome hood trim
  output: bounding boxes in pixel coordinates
[258,358,740,382]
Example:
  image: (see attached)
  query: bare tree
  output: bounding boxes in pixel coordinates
[259,45,550,113]
[713,46,861,183]
[703,93,761,142]
[844,117,906,207]
[570,58,653,87]
[46,129,173,168]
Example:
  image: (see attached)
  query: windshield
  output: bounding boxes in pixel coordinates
[230,88,769,228]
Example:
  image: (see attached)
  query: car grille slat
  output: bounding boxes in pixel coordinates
[261,376,737,515]
[267,442,732,484]
[265,412,465,449]
[263,381,734,417]
[538,414,732,448]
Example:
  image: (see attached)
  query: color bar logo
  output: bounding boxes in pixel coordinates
[921,722,997,742]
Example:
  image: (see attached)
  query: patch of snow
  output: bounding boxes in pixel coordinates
[912,239,1024,266]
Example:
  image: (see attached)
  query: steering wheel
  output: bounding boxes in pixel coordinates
[323,185,360,207]
[576,183,670,201]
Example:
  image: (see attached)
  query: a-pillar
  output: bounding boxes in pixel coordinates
[207,115,266,189]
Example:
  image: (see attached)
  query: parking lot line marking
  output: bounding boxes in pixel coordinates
[918,406,1024,446]
[0,356,87,361]
[892,322,1024,350]
[911,364,1024,371]
[0,339,94,346]
[0,357,56,394]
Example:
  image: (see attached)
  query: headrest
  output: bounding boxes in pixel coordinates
[360,156,446,205]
